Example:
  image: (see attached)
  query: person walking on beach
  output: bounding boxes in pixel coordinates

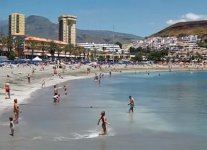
[53,85,58,103]
[98,75,101,87]
[53,66,57,76]
[27,73,31,84]
[5,82,10,99]
[13,99,20,124]
[54,85,58,96]
[9,117,14,136]
[94,73,98,81]
[42,79,45,88]
[97,111,109,135]
[128,96,135,113]
[64,85,67,95]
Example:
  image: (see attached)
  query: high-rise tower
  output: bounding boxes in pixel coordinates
[59,15,77,45]
[9,13,25,36]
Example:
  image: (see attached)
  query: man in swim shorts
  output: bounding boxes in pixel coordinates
[128,96,135,113]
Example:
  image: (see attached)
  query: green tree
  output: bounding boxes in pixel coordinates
[72,46,84,60]
[129,47,136,54]
[0,34,7,55]
[63,44,69,61]
[115,42,122,49]
[147,49,168,62]
[77,46,84,60]
[198,40,207,48]
[92,45,97,60]
[83,48,87,61]
[6,36,13,52]
[68,44,75,60]
[28,41,37,59]
[131,52,144,62]
[97,55,105,61]
[106,55,110,61]
[48,41,57,61]
[13,38,23,58]
[40,42,47,60]
[56,45,62,60]
[7,50,16,60]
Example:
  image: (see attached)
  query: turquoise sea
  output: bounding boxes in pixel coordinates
[0,71,207,150]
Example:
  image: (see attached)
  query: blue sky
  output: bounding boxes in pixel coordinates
[0,0,207,37]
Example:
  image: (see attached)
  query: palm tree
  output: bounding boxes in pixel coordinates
[28,41,37,59]
[48,41,57,61]
[40,42,47,60]
[0,34,6,56]
[68,44,75,60]
[13,38,23,58]
[83,48,87,61]
[6,36,13,52]
[63,44,69,61]
[72,46,82,60]
[56,45,62,60]
[93,46,97,61]
[89,45,98,62]
[76,46,84,60]
[5,36,17,60]
[0,38,2,56]
[90,50,95,61]
[1,35,7,52]
[86,48,90,61]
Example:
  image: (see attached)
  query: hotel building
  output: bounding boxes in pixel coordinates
[9,13,25,36]
[59,15,77,45]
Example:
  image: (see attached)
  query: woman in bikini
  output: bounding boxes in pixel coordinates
[97,111,109,135]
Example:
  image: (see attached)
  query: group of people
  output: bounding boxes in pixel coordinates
[53,84,67,103]
[94,73,104,86]
[97,96,135,135]
[9,98,20,136]
[7,71,135,137]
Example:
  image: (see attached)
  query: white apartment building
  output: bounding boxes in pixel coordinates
[77,43,126,54]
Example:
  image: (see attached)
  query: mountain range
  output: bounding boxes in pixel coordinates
[1,15,207,44]
[0,15,142,44]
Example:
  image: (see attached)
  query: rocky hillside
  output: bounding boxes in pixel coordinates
[153,20,207,39]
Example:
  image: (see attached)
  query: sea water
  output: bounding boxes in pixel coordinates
[0,71,207,150]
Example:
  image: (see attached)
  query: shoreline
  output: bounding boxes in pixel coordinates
[0,63,206,117]
[0,64,94,116]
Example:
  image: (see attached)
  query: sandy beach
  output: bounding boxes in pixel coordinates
[0,62,206,117]
[0,62,207,150]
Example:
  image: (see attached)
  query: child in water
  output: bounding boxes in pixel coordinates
[97,111,109,135]
[53,94,60,103]
[9,117,14,136]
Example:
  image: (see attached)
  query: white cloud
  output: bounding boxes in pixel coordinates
[166,13,207,25]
